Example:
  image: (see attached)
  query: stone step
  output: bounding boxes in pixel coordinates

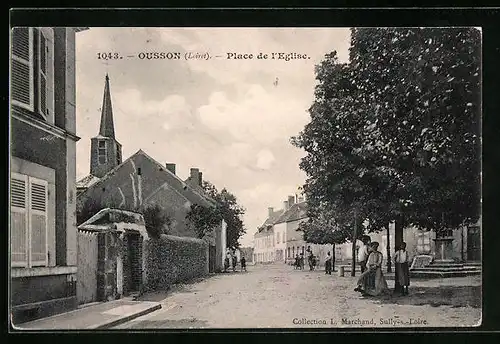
[411,267,481,273]
[410,270,481,278]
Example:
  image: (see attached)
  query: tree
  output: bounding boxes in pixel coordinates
[348,27,481,240]
[292,28,481,264]
[185,203,222,239]
[202,181,247,249]
[77,197,171,238]
[142,204,172,238]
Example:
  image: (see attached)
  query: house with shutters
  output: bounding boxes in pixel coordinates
[76,75,226,272]
[10,27,88,324]
[253,207,283,264]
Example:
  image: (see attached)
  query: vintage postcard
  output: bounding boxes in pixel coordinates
[9,26,481,330]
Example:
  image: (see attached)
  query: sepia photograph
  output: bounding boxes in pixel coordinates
[9,26,481,330]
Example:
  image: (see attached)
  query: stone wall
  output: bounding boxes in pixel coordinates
[145,234,209,291]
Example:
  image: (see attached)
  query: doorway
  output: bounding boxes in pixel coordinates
[125,232,142,294]
[467,226,481,261]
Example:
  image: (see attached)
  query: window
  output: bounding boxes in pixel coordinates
[116,144,121,165]
[436,229,453,238]
[277,232,280,244]
[416,230,432,254]
[11,28,34,110]
[11,27,54,120]
[98,140,107,164]
[11,173,48,267]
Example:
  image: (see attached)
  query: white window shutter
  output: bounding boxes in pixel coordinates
[11,27,34,110]
[11,173,28,267]
[38,29,49,119]
[29,177,48,267]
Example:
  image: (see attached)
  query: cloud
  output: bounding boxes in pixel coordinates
[256,149,276,170]
[198,84,309,145]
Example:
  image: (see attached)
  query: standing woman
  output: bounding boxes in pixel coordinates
[394,242,410,295]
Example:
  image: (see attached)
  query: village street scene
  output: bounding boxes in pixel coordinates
[10,26,481,330]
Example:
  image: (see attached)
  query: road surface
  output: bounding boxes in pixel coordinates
[114,263,481,329]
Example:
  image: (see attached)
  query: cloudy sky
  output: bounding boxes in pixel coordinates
[75,28,351,247]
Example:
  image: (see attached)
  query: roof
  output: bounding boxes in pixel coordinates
[275,201,308,224]
[184,176,217,205]
[78,149,215,208]
[254,208,285,237]
[76,174,101,189]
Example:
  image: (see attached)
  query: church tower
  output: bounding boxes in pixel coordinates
[90,74,122,178]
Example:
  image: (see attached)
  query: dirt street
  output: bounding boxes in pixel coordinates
[114,263,481,329]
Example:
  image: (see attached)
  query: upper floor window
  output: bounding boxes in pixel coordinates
[276,232,280,244]
[11,27,54,122]
[98,140,107,164]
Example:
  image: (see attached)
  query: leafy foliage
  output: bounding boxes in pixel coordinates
[77,197,172,238]
[292,28,481,239]
[186,203,223,239]
[142,204,172,238]
[196,181,247,249]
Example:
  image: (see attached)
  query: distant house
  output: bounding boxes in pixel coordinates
[253,207,283,263]
[76,75,225,272]
[278,198,333,266]
[10,27,88,324]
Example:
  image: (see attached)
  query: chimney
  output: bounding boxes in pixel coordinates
[198,171,203,187]
[288,195,295,207]
[268,207,274,217]
[190,168,200,186]
[166,163,176,175]
[283,200,289,210]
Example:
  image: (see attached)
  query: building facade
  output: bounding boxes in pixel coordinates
[10,27,87,324]
[336,221,481,265]
[253,207,283,263]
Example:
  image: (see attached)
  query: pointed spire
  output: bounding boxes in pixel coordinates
[99,73,115,138]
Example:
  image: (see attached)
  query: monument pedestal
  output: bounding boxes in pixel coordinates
[433,237,455,263]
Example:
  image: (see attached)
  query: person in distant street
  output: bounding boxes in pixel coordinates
[224,251,231,272]
[358,236,372,273]
[394,242,410,296]
[299,253,305,270]
[294,254,300,269]
[232,251,237,272]
[325,252,333,275]
[240,255,247,272]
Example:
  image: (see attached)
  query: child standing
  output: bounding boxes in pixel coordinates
[394,242,411,295]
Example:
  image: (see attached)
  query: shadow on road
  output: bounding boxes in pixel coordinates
[370,285,481,308]
[118,318,209,329]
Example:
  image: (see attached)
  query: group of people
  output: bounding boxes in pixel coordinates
[293,250,335,274]
[354,236,411,297]
[224,249,247,273]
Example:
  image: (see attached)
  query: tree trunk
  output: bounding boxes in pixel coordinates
[332,243,336,271]
[386,225,392,273]
[394,214,404,293]
[351,210,358,277]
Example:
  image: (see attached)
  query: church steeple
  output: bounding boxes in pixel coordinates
[90,74,122,178]
[99,73,115,138]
